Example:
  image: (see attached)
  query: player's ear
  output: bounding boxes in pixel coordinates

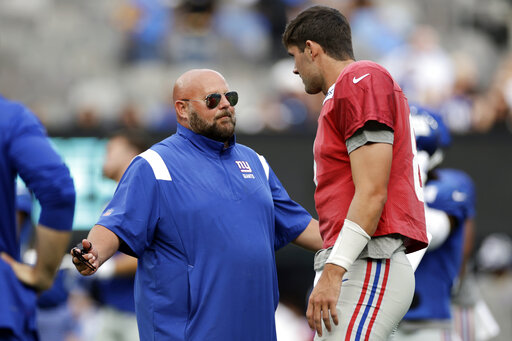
[305,40,322,60]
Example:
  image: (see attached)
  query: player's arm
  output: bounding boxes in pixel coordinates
[322,141,392,275]
[325,123,394,272]
[1,224,72,292]
[71,224,121,276]
[1,107,75,291]
[307,136,392,336]
[346,141,391,234]
[110,253,137,276]
[293,218,323,251]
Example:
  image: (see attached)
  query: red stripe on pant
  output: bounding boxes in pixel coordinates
[345,260,373,341]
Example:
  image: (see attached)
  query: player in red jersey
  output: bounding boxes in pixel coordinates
[283,6,428,341]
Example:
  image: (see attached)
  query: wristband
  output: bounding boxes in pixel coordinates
[326,219,371,271]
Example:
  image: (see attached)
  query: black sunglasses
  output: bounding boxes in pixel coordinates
[181,91,238,109]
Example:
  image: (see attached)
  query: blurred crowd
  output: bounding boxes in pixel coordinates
[1,0,512,135]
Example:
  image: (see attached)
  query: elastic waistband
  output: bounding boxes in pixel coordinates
[313,246,406,272]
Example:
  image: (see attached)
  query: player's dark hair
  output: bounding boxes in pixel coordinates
[282,5,354,61]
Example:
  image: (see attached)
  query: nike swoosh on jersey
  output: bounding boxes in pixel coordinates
[353,73,370,84]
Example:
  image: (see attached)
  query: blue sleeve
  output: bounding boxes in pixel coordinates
[268,166,312,250]
[8,106,75,231]
[96,157,159,258]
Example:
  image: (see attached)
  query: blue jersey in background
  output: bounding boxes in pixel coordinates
[0,95,75,339]
[404,168,476,320]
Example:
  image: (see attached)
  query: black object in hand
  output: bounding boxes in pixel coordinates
[72,243,96,271]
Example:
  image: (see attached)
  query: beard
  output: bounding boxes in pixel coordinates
[189,109,236,142]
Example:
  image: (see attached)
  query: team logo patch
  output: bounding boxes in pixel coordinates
[103,208,114,216]
[235,161,255,179]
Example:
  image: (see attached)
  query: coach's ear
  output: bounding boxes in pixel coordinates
[174,100,189,126]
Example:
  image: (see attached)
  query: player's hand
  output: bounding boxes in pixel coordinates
[306,263,345,336]
[1,251,53,291]
[70,239,99,276]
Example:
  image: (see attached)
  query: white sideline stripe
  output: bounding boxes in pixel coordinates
[258,154,269,181]
[139,150,172,181]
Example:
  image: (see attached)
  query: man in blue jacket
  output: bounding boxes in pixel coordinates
[0,95,76,340]
[71,69,323,341]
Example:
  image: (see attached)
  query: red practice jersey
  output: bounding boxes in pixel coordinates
[314,61,428,253]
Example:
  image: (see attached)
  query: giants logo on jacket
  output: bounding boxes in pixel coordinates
[235,161,255,179]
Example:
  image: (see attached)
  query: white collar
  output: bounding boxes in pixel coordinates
[323,83,335,105]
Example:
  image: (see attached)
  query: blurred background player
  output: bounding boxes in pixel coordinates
[0,95,76,340]
[89,129,151,341]
[392,106,482,340]
[15,130,150,341]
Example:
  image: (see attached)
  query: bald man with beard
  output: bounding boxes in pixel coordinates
[70,69,322,341]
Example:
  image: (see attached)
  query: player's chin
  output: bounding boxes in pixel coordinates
[305,85,322,95]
